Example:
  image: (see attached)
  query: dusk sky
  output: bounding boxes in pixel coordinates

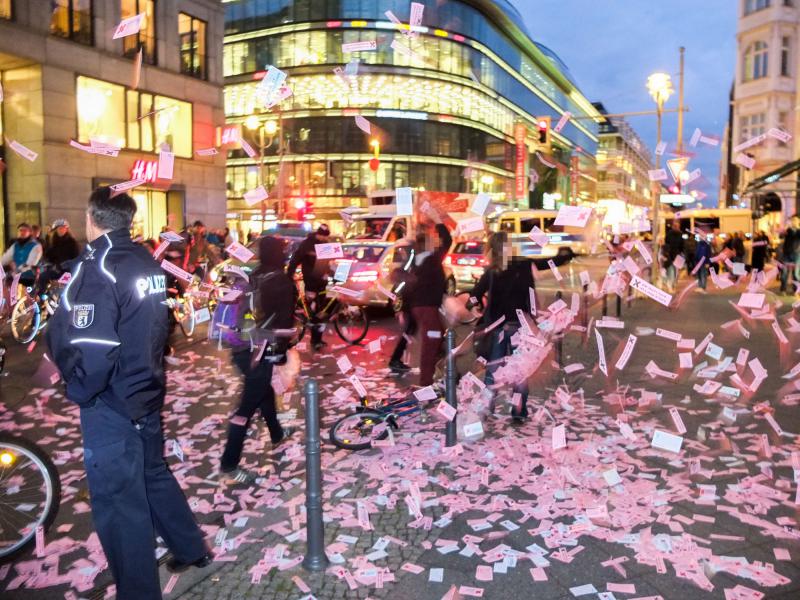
[517,0,738,206]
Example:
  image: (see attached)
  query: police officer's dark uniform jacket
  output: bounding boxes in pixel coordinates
[47,228,169,418]
[46,227,206,600]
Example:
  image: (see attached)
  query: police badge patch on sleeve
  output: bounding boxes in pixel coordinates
[73,304,95,329]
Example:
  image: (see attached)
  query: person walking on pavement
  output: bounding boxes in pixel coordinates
[287,224,332,351]
[662,219,684,292]
[750,230,770,273]
[779,215,799,294]
[470,231,535,421]
[1,222,43,286]
[406,209,452,387]
[220,235,296,484]
[731,231,746,280]
[694,233,712,292]
[46,187,210,600]
[387,244,416,374]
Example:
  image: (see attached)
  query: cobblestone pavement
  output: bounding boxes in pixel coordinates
[175,284,800,600]
[4,265,800,600]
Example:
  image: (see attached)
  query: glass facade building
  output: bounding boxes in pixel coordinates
[222,0,601,232]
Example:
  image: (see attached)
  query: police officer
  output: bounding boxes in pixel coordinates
[46,187,210,600]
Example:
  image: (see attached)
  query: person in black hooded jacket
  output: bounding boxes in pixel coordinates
[219,235,297,485]
[470,231,536,420]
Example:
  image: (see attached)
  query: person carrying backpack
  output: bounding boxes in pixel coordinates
[215,236,297,484]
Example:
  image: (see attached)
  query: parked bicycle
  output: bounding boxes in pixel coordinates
[166,264,219,338]
[329,392,440,450]
[290,289,369,346]
[9,273,63,344]
[0,433,61,560]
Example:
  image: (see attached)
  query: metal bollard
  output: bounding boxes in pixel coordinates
[445,328,458,447]
[302,380,329,572]
[581,284,589,329]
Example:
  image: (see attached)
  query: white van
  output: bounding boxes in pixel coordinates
[487,209,590,259]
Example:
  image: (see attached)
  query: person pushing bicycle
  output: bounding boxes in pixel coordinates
[286,224,332,351]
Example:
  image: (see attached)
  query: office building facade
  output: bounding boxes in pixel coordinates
[0,0,226,245]
[222,0,601,235]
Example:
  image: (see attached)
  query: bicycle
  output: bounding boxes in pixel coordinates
[290,288,369,346]
[166,264,220,338]
[329,393,440,450]
[9,274,63,344]
[0,433,61,560]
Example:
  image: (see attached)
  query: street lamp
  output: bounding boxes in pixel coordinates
[646,72,673,282]
[245,115,282,229]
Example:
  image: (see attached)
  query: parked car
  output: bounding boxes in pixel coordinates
[330,237,466,308]
[444,240,486,293]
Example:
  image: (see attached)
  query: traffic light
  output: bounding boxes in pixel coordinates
[537,117,551,147]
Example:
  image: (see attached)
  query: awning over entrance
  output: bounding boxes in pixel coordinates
[743,158,800,194]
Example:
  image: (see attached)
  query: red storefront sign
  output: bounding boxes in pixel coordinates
[216,124,241,147]
[515,123,527,201]
[131,160,158,183]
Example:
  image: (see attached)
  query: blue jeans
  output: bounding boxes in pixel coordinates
[80,401,206,599]
[484,325,529,417]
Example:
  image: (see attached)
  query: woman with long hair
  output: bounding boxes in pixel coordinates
[470,231,537,421]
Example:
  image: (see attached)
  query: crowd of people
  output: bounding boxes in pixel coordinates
[4,186,800,599]
[658,216,800,294]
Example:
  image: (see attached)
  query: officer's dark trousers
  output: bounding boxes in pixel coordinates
[221,350,284,471]
[80,400,207,600]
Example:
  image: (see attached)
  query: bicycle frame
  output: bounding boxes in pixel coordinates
[364,394,426,422]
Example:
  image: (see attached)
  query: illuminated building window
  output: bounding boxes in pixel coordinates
[222,29,571,120]
[77,77,127,148]
[179,13,207,79]
[153,95,192,156]
[225,75,516,136]
[121,0,157,65]
[0,0,11,20]
[77,76,193,157]
[50,0,93,46]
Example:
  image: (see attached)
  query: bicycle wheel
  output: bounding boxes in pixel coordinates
[333,304,369,345]
[287,309,308,348]
[175,297,196,338]
[454,292,482,324]
[329,411,389,451]
[11,296,41,344]
[0,434,61,560]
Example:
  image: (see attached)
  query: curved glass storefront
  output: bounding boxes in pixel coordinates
[222,0,600,230]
